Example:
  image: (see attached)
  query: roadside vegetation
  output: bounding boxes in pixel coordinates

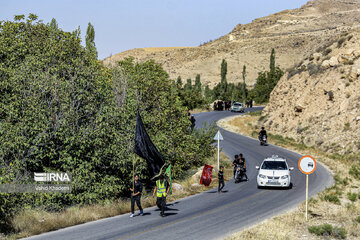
[5,152,232,239]
[175,49,283,111]
[220,112,360,240]
[0,15,218,238]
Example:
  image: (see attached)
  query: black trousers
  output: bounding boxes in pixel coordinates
[156,196,166,215]
[218,178,225,192]
[131,195,142,214]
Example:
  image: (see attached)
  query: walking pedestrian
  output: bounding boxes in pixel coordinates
[218,166,225,193]
[153,175,170,217]
[130,174,143,217]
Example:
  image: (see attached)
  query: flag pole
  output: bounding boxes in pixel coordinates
[132,154,135,194]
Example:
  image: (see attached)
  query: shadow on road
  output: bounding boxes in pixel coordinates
[163,212,178,217]
[154,207,179,211]
[204,190,217,193]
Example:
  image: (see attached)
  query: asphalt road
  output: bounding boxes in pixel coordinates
[25,108,333,240]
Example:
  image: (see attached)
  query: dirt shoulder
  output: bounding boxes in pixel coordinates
[218,113,360,240]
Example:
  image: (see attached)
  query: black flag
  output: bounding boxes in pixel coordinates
[134,111,165,176]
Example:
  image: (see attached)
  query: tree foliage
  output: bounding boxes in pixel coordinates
[0,15,216,231]
[85,22,97,58]
[250,48,284,103]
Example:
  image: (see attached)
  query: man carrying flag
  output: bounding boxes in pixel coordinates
[134,111,165,177]
[153,174,170,217]
[134,111,172,217]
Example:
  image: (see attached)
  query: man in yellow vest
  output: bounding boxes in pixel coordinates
[153,174,170,217]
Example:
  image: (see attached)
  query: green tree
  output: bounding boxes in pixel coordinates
[270,48,275,72]
[204,85,212,102]
[86,22,97,58]
[49,18,58,31]
[220,59,228,96]
[221,59,227,84]
[250,49,283,103]
[242,65,247,100]
[0,16,216,230]
[176,76,182,88]
[194,74,201,93]
[212,59,229,100]
[184,78,192,91]
[14,14,25,21]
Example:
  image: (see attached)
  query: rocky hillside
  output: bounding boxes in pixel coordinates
[103,0,360,87]
[262,30,360,154]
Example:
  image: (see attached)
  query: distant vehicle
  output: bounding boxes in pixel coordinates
[256,155,294,189]
[230,102,245,113]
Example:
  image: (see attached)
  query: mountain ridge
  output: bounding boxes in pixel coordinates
[103,0,360,88]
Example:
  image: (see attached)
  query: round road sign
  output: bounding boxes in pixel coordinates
[298,155,317,175]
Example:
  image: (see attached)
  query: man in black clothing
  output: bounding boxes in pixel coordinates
[188,111,196,130]
[232,155,240,178]
[130,174,143,217]
[218,166,225,193]
[259,127,267,140]
[239,154,248,181]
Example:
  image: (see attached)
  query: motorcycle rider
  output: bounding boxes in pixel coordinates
[258,127,267,143]
[239,154,248,181]
[232,155,240,178]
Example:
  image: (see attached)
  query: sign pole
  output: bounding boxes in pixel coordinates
[298,155,317,222]
[213,130,223,172]
[217,135,220,171]
[305,174,309,221]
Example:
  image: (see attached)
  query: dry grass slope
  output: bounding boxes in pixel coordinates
[219,114,360,240]
[103,0,360,88]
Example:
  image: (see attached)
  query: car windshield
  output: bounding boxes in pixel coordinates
[261,161,288,170]
[234,104,242,106]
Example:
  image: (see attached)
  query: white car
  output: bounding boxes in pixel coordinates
[256,155,294,188]
[230,102,245,113]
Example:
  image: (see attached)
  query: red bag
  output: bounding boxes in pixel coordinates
[200,164,213,187]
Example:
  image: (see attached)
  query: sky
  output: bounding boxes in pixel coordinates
[1,0,309,60]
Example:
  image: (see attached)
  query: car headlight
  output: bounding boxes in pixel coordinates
[281,175,289,179]
[259,174,266,179]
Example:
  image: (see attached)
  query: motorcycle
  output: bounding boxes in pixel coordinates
[234,164,248,183]
[259,134,267,146]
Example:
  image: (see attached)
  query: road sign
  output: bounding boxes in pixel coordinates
[213,131,223,141]
[214,131,223,171]
[298,155,317,221]
[298,155,317,175]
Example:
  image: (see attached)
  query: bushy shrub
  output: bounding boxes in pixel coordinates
[347,192,357,202]
[349,165,360,179]
[308,223,333,236]
[308,224,346,239]
[323,194,341,204]
[308,63,323,76]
